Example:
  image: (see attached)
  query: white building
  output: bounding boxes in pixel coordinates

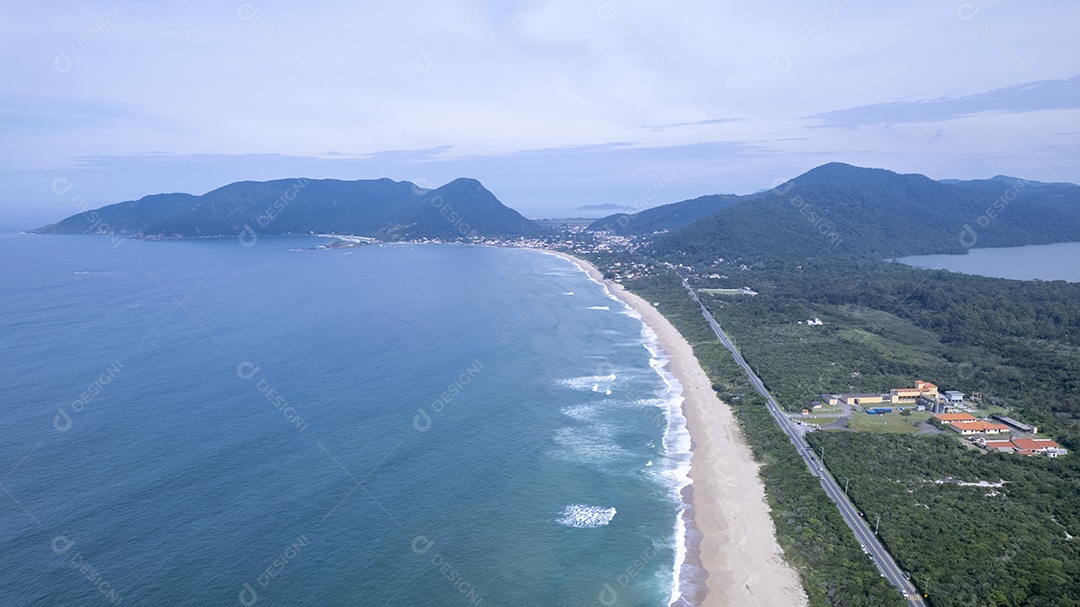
[944,390,964,405]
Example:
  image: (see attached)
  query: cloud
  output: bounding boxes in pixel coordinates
[806,76,1080,128]
[3,2,1079,220]
[636,118,745,132]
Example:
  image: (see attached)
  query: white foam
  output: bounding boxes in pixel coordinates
[552,427,622,458]
[558,373,618,391]
[639,325,694,607]
[557,504,616,528]
[560,404,598,421]
[537,249,694,605]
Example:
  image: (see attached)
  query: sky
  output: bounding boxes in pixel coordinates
[3,0,1079,225]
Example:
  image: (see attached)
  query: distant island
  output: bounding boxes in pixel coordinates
[575,203,632,211]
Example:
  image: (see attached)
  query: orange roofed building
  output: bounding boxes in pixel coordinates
[891,380,939,404]
[935,413,977,425]
[1011,438,1060,452]
[949,420,1011,435]
[983,437,1065,457]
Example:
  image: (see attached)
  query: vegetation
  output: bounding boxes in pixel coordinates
[806,432,1080,607]
[701,261,1080,438]
[628,273,906,607]
[686,261,1080,606]
[589,162,1080,606]
[34,177,543,239]
[588,193,742,235]
[649,163,1080,263]
[618,248,1080,606]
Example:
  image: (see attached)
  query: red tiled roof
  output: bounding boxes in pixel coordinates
[935,413,977,423]
[1011,438,1059,451]
[952,421,1010,433]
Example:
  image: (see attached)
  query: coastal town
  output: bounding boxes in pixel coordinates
[801,380,1067,458]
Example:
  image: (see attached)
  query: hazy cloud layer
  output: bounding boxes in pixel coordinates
[808,76,1080,128]
[3,1,1079,222]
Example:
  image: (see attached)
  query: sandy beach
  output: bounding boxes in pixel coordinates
[554,251,807,607]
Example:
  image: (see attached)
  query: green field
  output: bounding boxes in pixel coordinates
[848,410,933,434]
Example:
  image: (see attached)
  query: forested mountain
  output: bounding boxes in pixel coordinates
[34,177,542,239]
[621,163,1080,262]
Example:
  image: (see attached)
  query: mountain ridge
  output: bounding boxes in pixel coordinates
[599,163,1080,262]
[34,177,542,239]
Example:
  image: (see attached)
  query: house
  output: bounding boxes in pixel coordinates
[820,394,839,406]
[801,409,810,416]
[934,413,977,425]
[839,393,884,406]
[984,440,1015,453]
[944,390,964,405]
[983,437,1066,457]
[1010,438,1060,453]
[949,420,1011,435]
[890,380,939,404]
[807,317,823,326]
[915,380,939,394]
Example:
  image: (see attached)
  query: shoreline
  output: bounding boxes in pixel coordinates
[549,250,807,607]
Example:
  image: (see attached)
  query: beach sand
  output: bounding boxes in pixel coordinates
[555,252,808,607]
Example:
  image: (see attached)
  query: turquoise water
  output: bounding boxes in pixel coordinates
[899,242,1080,282]
[0,233,691,606]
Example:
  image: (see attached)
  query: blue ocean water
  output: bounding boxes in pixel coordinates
[0,232,692,606]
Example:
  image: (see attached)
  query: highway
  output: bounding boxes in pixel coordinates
[682,280,927,606]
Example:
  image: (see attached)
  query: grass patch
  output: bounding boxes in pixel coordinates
[848,411,922,434]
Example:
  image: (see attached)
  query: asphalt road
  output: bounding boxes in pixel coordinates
[683,281,927,606]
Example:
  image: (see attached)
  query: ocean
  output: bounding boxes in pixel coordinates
[0,232,693,606]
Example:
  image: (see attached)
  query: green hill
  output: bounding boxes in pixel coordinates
[651,163,1080,263]
[587,193,742,235]
[33,177,542,239]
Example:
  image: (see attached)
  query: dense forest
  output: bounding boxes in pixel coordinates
[699,261,1080,444]
[645,163,1080,263]
[626,273,906,607]
[806,432,1080,607]
[618,262,1080,607]
[585,161,1080,606]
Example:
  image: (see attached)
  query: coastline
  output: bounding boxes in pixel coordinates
[550,250,807,607]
